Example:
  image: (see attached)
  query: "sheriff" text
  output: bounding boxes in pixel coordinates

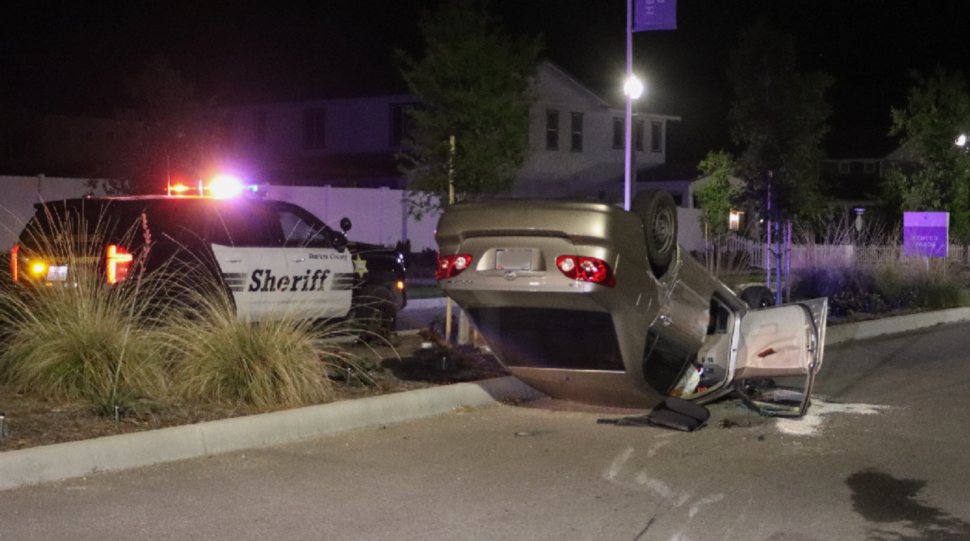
[248,269,332,292]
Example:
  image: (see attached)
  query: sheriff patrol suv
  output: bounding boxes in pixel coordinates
[11,194,406,329]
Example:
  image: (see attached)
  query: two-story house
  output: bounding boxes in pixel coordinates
[217,61,680,199]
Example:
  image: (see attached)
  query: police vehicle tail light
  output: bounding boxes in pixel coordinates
[106,245,134,284]
[10,245,18,282]
[556,255,616,287]
[437,254,473,279]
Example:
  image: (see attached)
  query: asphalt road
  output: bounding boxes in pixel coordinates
[2,323,970,541]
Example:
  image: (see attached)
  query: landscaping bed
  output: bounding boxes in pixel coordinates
[0,332,508,452]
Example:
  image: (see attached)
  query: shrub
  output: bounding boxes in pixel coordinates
[160,278,348,408]
[0,248,171,415]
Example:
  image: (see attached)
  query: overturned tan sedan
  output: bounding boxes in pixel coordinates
[435,191,827,417]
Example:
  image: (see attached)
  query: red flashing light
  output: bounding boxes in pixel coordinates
[437,254,473,279]
[11,244,18,282]
[556,255,616,287]
[107,245,134,284]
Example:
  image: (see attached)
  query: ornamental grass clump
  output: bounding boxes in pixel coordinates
[161,276,350,409]
[0,210,171,415]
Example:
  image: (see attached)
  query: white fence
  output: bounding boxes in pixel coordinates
[0,176,443,252]
[705,234,970,271]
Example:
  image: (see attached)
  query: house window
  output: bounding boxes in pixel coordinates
[254,111,267,145]
[650,122,663,152]
[635,119,645,151]
[612,118,623,149]
[390,103,415,147]
[864,161,876,174]
[546,109,559,150]
[302,108,326,149]
[838,162,850,175]
[570,112,583,152]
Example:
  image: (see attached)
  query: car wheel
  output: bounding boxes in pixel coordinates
[632,189,678,277]
[740,285,775,308]
[352,285,398,331]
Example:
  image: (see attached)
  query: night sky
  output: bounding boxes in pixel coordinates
[3,1,969,162]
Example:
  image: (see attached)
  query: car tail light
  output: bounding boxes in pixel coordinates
[556,255,616,287]
[437,254,473,279]
[107,245,133,284]
[10,245,18,282]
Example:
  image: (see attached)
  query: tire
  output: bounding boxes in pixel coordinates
[740,285,775,309]
[352,285,399,331]
[631,189,678,277]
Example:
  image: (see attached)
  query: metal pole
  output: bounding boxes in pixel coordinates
[445,136,456,343]
[624,0,634,211]
[785,221,792,302]
[775,222,782,305]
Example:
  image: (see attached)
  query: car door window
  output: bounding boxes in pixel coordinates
[277,208,333,249]
[206,203,283,247]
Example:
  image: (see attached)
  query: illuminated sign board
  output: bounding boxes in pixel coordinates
[903,212,949,257]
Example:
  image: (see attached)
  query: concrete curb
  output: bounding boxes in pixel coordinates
[825,306,970,344]
[2,306,969,491]
[0,377,542,491]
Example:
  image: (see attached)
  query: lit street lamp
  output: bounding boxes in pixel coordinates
[957,133,967,147]
[624,76,644,100]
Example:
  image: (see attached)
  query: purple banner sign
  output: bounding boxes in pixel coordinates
[903,212,949,257]
[633,0,677,32]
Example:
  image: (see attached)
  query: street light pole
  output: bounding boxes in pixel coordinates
[624,0,634,211]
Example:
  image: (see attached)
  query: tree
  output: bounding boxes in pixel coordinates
[396,0,542,217]
[883,67,970,237]
[695,150,742,239]
[104,56,224,194]
[727,20,833,222]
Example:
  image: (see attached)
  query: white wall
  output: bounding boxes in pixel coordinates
[261,186,441,252]
[0,175,106,250]
[0,178,703,257]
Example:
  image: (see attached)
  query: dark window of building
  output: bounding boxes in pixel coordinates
[570,112,583,152]
[302,108,326,149]
[254,111,267,145]
[390,103,418,146]
[546,109,559,150]
[612,118,623,149]
[864,161,876,174]
[635,119,644,151]
[650,121,663,152]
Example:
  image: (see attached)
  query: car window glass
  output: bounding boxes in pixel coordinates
[206,203,283,247]
[277,209,333,248]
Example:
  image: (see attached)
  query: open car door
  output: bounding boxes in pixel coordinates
[732,298,828,417]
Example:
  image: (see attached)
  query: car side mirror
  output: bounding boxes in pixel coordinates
[333,231,348,253]
[339,217,352,233]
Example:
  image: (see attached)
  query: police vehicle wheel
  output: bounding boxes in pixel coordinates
[741,285,775,308]
[353,285,398,331]
[632,189,678,277]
